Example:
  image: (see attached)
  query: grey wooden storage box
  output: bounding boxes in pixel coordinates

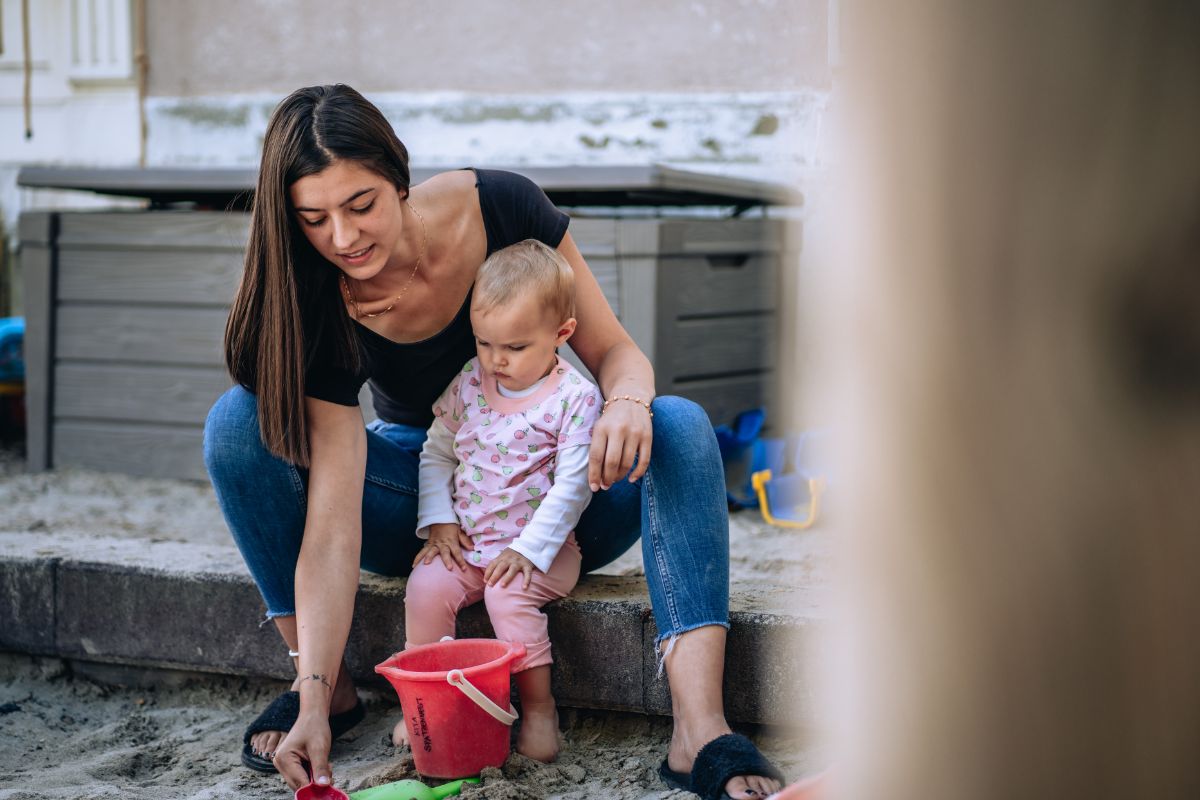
[568,215,783,426]
[19,166,792,480]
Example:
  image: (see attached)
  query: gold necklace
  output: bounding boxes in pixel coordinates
[340,199,427,319]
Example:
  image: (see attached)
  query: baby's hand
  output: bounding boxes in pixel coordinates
[483,547,536,589]
[414,523,474,571]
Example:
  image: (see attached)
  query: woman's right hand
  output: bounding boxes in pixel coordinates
[274,709,334,791]
[413,523,473,571]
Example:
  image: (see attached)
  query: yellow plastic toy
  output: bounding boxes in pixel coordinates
[751,469,825,529]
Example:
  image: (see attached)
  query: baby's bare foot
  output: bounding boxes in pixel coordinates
[515,700,560,763]
[391,717,410,747]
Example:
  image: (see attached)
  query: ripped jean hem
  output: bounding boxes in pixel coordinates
[653,619,731,678]
[259,610,296,626]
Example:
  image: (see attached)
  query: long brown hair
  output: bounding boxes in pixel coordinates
[224,84,411,466]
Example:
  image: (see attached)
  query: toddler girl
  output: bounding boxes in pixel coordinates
[403,239,602,762]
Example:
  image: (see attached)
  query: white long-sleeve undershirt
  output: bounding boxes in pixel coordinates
[415,416,593,573]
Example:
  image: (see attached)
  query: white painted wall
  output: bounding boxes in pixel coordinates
[144,0,831,96]
[2,1,835,232]
[0,0,145,313]
[0,0,139,159]
[135,0,833,188]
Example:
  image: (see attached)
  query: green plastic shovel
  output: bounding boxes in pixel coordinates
[348,777,481,800]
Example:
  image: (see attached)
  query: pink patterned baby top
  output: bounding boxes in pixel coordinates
[432,356,602,566]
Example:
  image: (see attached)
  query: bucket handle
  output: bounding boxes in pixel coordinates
[446,669,519,726]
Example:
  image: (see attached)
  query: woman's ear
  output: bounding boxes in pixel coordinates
[555,317,577,346]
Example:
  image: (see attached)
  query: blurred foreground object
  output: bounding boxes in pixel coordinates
[767,771,828,800]
[826,1,1200,799]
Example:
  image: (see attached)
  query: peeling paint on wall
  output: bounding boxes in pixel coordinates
[752,113,780,136]
[431,104,565,125]
[159,103,251,129]
[144,91,831,183]
[1,90,830,237]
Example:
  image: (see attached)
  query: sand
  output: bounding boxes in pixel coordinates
[0,445,828,798]
[0,653,820,800]
[0,446,830,589]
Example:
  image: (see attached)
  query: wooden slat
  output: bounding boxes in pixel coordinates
[670,372,777,428]
[17,166,258,196]
[19,165,792,209]
[18,211,56,246]
[658,218,785,255]
[652,164,799,207]
[659,254,779,317]
[57,211,250,250]
[618,256,657,362]
[54,364,231,425]
[20,221,56,470]
[57,248,243,305]
[358,384,377,424]
[52,421,206,481]
[774,248,804,432]
[568,218,618,257]
[56,306,228,365]
[669,315,777,378]
[588,256,620,316]
[615,219,660,257]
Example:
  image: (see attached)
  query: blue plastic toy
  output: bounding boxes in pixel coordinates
[0,317,23,383]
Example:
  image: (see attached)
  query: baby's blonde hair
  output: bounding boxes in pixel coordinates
[472,239,576,324]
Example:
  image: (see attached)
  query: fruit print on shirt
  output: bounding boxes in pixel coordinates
[430,356,601,566]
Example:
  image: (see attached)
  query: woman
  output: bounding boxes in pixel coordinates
[203,84,783,799]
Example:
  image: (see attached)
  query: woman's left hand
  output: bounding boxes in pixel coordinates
[588,396,653,491]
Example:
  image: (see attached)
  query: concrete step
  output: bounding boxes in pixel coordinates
[0,531,824,726]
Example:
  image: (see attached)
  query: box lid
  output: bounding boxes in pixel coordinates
[17,164,797,212]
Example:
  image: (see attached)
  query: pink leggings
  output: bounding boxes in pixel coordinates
[404,536,581,672]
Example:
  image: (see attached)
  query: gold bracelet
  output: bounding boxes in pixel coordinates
[601,395,654,418]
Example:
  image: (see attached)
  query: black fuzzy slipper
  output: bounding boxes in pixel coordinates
[659,759,694,793]
[658,733,786,799]
[240,690,366,773]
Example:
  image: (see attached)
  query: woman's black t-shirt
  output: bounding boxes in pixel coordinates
[303,168,570,427]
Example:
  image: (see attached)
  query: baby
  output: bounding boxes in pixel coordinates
[402,239,602,762]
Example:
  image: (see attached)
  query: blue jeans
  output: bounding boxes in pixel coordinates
[202,385,729,644]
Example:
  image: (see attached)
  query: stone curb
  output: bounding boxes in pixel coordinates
[0,532,819,726]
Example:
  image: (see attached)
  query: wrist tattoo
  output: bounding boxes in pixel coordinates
[299,673,332,691]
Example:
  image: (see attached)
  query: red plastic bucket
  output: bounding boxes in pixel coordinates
[375,638,525,779]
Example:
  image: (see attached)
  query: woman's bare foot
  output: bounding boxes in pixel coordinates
[248,661,358,761]
[667,716,780,799]
[663,627,782,799]
[515,699,560,763]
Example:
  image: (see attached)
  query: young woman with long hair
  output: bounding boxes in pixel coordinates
[203,84,783,797]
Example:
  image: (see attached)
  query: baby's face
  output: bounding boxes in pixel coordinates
[470,296,575,393]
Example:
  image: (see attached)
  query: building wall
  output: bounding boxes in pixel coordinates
[0,0,144,314]
[145,0,830,96]
[2,1,835,222]
[0,0,140,166]
[140,0,833,181]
